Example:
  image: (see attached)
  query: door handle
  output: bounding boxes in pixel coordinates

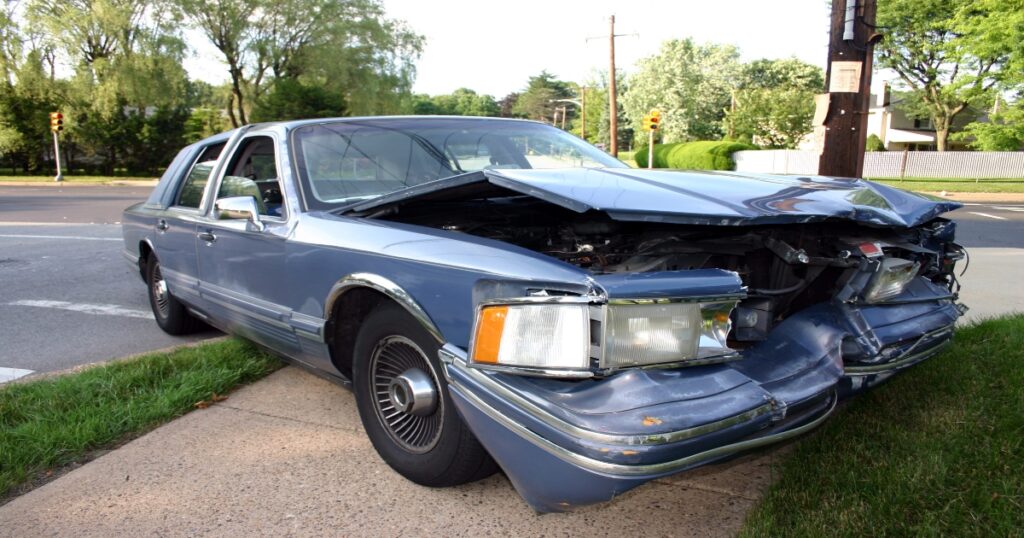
[197,231,217,243]
[156,219,168,231]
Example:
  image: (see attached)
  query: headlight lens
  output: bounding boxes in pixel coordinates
[600,300,738,369]
[470,303,590,371]
[864,258,920,303]
[602,302,700,369]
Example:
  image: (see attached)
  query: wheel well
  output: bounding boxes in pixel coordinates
[138,241,154,280]
[325,287,391,379]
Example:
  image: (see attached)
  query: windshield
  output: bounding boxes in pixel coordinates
[291,117,627,208]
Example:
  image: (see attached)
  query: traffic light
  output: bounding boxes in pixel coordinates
[642,109,660,131]
[49,112,63,132]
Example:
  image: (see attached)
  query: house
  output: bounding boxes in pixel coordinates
[865,81,985,151]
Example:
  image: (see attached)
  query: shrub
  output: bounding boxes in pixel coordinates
[634,140,756,170]
[865,134,886,151]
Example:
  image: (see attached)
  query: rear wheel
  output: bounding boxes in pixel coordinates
[146,255,203,335]
[353,302,496,487]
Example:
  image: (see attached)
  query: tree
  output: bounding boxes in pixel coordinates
[723,58,823,148]
[174,0,422,125]
[876,0,1017,150]
[512,71,572,122]
[498,92,519,117]
[955,101,1024,150]
[622,39,741,143]
[411,88,499,117]
[250,78,345,122]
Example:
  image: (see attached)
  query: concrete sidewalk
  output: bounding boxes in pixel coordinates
[0,366,779,537]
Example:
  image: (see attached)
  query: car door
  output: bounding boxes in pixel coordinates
[194,133,301,355]
[150,142,225,308]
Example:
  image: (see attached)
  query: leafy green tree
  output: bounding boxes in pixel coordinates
[250,78,346,122]
[876,0,1017,150]
[722,58,823,148]
[411,88,500,117]
[175,0,422,125]
[512,71,572,122]
[955,102,1024,150]
[623,39,742,143]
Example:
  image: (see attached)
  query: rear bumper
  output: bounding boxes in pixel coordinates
[442,277,963,512]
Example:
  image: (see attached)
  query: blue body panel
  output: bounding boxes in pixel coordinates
[121,117,965,513]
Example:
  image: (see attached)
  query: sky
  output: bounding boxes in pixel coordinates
[183,0,834,97]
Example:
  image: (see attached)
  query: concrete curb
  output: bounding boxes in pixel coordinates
[924,191,1024,203]
[11,335,227,385]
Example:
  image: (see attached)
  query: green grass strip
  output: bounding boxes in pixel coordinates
[871,178,1024,193]
[741,316,1024,536]
[0,338,282,498]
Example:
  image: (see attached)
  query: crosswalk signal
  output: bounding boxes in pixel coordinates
[49,112,64,132]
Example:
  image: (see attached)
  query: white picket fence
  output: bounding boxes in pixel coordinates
[732,150,1024,178]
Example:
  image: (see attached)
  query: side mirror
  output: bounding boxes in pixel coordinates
[215,196,265,232]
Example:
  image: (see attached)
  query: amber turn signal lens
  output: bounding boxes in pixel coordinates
[471,306,508,364]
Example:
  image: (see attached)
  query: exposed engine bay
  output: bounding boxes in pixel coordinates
[373,195,965,343]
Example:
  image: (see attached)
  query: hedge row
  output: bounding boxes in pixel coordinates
[633,140,757,170]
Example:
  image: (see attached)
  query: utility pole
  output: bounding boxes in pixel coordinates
[608,15,618,157]
[818,0,879,177]
[587,16,635,157]
[560,106,567,130]
[581,86,587,140]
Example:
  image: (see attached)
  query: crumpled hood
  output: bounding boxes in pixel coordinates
[347,167,961,228]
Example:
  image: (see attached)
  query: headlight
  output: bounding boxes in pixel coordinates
[468,296,740,377]
[470,302,591,373]
[864,258,920,303]
[601,300,737,369]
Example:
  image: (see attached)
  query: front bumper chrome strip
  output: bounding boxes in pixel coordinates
[844,324,955,376]
[442,345,774,447]
[452,378,837,477]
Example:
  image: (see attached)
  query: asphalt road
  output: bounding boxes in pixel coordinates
[0,185,215,382]
[0,184,1021,383]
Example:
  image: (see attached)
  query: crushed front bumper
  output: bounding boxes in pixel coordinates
[441,277,963,512]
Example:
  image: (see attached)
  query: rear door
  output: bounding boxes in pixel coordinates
[150,142,224,308]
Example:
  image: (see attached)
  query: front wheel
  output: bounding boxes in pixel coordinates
[353,302,496,487]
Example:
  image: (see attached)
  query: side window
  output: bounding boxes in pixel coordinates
[176,143,225,208]
[217,136,285,218]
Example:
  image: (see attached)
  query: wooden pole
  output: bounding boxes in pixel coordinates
[818,0,877,178]
[608,15,618,157]
[581,87,587,140]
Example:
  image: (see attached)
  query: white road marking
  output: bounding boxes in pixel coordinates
[968,212,1008,221]
[990,206,1024,212]
[0,234,120,241]
[0,367,35,384]
[7,300,153,319]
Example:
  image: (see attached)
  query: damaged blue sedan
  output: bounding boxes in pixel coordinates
[122,117,966,512]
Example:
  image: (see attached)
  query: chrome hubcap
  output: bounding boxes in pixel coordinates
[388,368,438,416]
[151,264,170,318]
[370,335,443,453]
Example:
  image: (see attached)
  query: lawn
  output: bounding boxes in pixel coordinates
[0,338,281,499]
[0,175,156,184]
[870,177,1024,193]
[741,315,1024,536]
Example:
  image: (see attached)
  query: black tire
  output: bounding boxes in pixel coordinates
[353,302,497,487]
[146,255,203,336]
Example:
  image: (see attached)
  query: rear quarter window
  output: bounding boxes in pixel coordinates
[175,142,225,208]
